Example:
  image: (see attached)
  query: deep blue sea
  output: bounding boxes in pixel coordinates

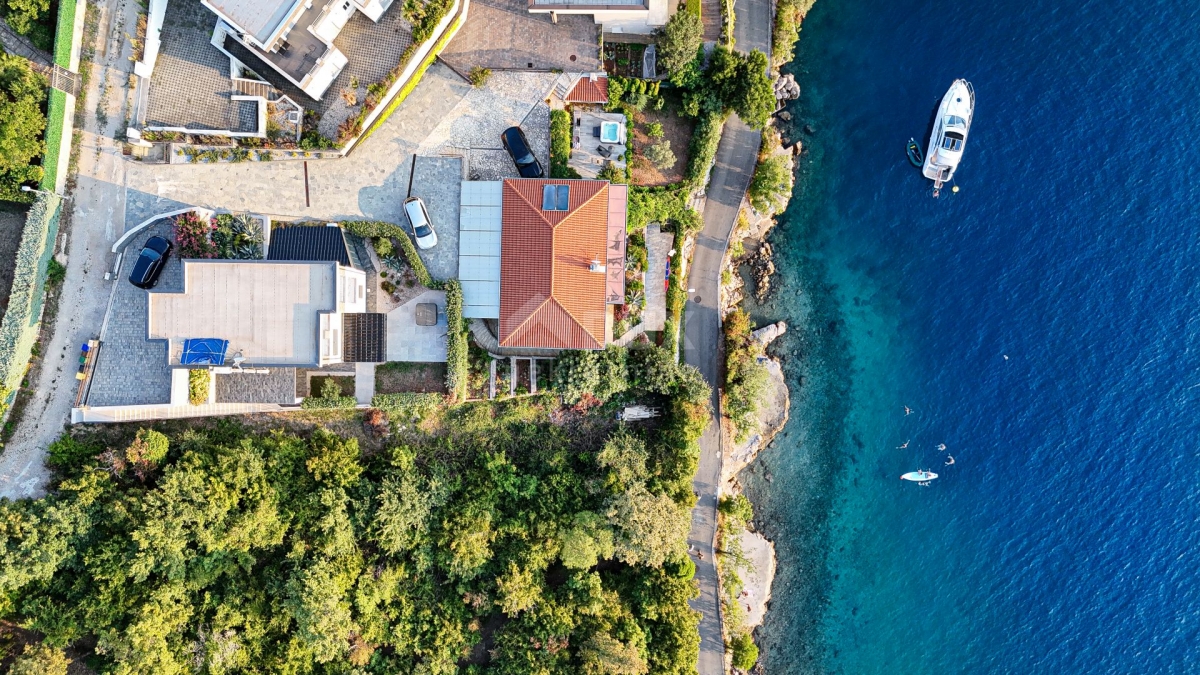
[743,0,1200,672]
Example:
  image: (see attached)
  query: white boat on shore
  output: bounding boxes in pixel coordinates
[900,470,938,483]
[923,79,974,195]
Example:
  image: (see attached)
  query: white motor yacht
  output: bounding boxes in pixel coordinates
[922,79,974,195]
[900,470,938,483]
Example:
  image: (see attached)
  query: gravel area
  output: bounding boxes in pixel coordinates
[215,368,297,404]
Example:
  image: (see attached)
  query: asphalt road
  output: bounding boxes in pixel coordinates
[685,0,772,669]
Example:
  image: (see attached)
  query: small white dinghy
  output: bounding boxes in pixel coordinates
[900,470,938,483]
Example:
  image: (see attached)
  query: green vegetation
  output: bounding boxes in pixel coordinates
[645,139,676,170]
[773,0,817,68]
[187,369,208,406]
[646,122,664,139]
[468,66,491,87]
[0,53,47,202]
[211,213,264,259]
[730,633,759,671]
[5,0,54,51]
[716,493,758,670]
[45,258,65,286]
[662,228,688,350]
[0,353,711,672]
[0,192,61,408]
[723,309,768,442]
[9,643,69,675]
[628,186,700,233]
[302,377,358,409]
[445,279,468,402]
[342,220,436,288]
[656,10,703,77]
[39,88,65,192]
[370,392,443,421]
[684,111,727,191]
[51,0,75,67]
[550,109,581,179]
[749,153,792,213]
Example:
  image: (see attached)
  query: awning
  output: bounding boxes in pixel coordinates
[180,338,229,365]
[458,181,503,319]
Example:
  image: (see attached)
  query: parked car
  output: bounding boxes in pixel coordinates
[501,126,545,178]
[128,235,173,289]
[403,197,439,250]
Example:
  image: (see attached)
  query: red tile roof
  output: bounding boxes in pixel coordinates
[499,179,615,350]
[565,74,609,104]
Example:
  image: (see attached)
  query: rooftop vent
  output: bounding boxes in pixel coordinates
[542,184,570,211]
[589,259,606,273]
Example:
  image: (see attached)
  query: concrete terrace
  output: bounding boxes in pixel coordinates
[441,0,600,71]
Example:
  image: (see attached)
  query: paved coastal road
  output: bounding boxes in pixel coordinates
[685,0,771,669]
[684,118,761,675]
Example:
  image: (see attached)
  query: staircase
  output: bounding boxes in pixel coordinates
[233,78,276,100]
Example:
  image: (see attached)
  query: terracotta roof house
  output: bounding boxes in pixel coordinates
[565,73,609,104]
[458,178,627,351]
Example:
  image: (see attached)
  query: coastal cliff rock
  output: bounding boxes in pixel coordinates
[774,73,800,112]
[750,242,775,304]
[722,356,790,487]
[735,529,777,632]
[752,321,787,347]
[721,264,745,316]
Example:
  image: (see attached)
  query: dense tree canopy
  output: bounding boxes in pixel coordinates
[656,10,704,77]
[0,345,712,674]
[0,52,45,202]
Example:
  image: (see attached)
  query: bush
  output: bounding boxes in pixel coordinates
[468,66,491,87]
[371,392,443,421]
[45,258,64,286]
[730,633,759,671]
[749,153,792,214]
[343,221,435,287]
[550,109,581,179]
[445,280,468,402]
[374,236,394,258]
[646,122,664,139]
[657,9,704,77]
[188,369,208,405]
[774,0,817,68]
[719,493,754,527]
[0,54,46,200]
[363,408,390,437]
[10,643,69,675]
[302,377,357,409]
[173,211,217,258]
[0,193,60,402]
[724,309,769,442]
[645,139,676,170]
[211,213,263,259]
[684,111,727,191]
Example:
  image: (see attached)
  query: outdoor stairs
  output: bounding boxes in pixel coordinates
[233,78,277,100]
[72,402,290,424]
[549,72,576,105]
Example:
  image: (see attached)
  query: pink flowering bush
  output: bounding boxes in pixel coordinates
[173,212,217,258]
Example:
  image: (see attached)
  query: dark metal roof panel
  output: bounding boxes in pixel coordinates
[268,225,351,266]
[342,313,387,363]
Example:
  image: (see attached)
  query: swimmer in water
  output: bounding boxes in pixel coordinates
[945,455,955,466]
[937,443,947,451]
[897,440,910,449]
[904,406,913,416]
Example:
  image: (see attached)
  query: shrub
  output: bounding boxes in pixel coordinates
[0,54,45,201]
[173,211,217,258]
[374,236,394,258]
[645,139,676,170]
[188,369,208,405]
[657,10,703,77]
[445,280,468,402]
[210,213,263,259]
[10,643,69,675]
[45,258,64,285]
[468,66,491,87]
[730,633,759,671]
[719,493,754,526]
[724,309,769,442]
[749,153,792,214]
[774,0,817,68]
[552,350,600,404]
[646,122,664,139]
[0,193,60,402]
[342,221,435,287]
[363,408,389,437]
[550,109,581,179]
[371,392,443,421]
[684,111,726,191]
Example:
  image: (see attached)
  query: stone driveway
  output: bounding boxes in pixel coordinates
[441,0,601,72]
[387,290,448,362]
[408,156,462,281]
[88,220,180,407]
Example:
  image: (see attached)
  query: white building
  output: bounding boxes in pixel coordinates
[527,0,669,35]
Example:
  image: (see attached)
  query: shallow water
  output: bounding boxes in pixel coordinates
[743,0,1200,672]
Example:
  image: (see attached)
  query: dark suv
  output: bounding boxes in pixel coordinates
[128,235,173,289]
[501,126,545,178]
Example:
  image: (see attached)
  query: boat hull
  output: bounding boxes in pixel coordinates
[922,79,974,188]
[900,471,938,482]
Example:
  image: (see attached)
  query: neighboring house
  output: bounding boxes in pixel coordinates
[148,226,386,367]
[203,0,393,99]
[564,73,609,105]
[527,0,668,34]
[458,178,627,351]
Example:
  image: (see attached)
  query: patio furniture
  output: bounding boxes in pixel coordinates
[415,303,438,326]
[592,126,602,138]
[597,144,612,158]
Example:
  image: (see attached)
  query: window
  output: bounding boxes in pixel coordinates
[542,185,570,211]
[945,115,966,128]
[941,136,963,151]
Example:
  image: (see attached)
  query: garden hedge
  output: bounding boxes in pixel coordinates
[370,392,443,420]
[684,110,727,192]
[300,395,357,409]
[342,220,435,288]
[52,0,76,67]
[0,193,62,405]
[444,279,468,402]
[550,109,580,179]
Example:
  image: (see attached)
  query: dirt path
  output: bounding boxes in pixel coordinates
[0,0,139,500]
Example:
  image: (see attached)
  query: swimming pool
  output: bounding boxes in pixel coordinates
[600,121,621,143]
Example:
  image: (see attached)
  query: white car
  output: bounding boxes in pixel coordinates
[403,196,438,250]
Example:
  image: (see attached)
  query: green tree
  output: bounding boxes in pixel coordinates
[558,511,615,569]
[443,504,494,579]
[4,0,48,40]
[495,561,542,616]
[373,471,444,555]
[597,429,649,488]
[305,427,363,488]
[730,632,759,670]
[10,643,69,675]
[0,53,45,201]
[734,50,776,130]
[580,632,649,675]
[125,428,169,467]
[606,483,690,567]
[749,153,792,213]
[286,559,356,663]
[646,122,664,139]
[629,345,678,394]
[595,345,629,400]
[657,10,704,76]
[645,139,677,170]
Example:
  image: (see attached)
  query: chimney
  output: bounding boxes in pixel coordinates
[589,260,606,274]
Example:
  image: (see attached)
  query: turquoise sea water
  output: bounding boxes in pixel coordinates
[743,0,1200,672]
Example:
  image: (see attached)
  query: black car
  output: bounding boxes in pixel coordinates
[128,236,173,289]
[501,126,545,178]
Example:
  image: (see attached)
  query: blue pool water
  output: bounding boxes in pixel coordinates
[601,121,621,143]
[744,0,1200,672]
